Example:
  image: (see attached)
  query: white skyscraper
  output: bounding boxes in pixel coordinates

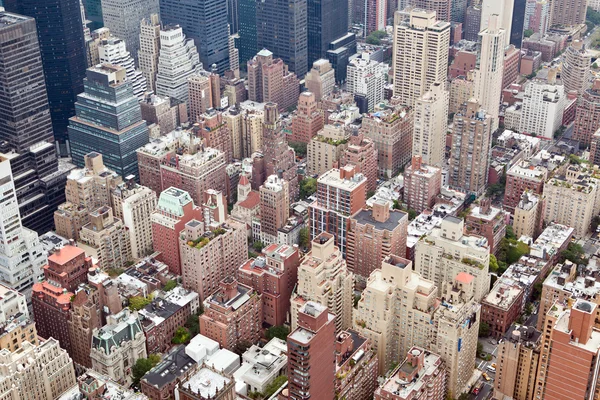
[346,55,388,112]
[392,10,451,107]
[413,81,449,167]
[480,0,513,47]
[0,157,46,298]
[98,36,148,100]
[138,14,162,93]
[155,25,204,103]
[474,15,505,131]
[519,75,567,139]
[101,0,160,63]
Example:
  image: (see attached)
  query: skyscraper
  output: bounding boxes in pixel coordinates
[160,0,230,73]
[82,0,103,30]
[549,0,587,26]
[0,11,73,234]
[412,81,449,167]
[256,0,308,77]
[4,0,87,155]
[101,0,159,64]
[69,65,150,179]
[138,14,162,93]
[562,40,592,96]
[98,36,148,100]
[307,0,349,66]
[392,10,450,107]
[238,0,258,67]
[481,0,514,47]
[510,0,527,47]
[474,15,506,131]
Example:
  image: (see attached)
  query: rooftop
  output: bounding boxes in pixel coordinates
[318,167,366,191]
[142,345,196,388]
[352,208,407,231]
[181,367,231,398]
[379,348,444,398]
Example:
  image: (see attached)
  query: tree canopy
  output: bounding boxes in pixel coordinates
[300,177,317,200]
[266,325,290,341]
[132,354,161,385]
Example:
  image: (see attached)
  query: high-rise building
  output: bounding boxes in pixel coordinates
[347,200,408,287]
[160,0,230,73]
[238,0,258,67]
[287,301,336,400]
[449,100,492,196]
[392,10,450,107]
[473,15,506,131]
[513,191,544,239]
[364,0,387,35]
[574,79,600,147]
[504,160,548,212]
[519,72,567,139]
[307,0,349,66]
[138,14,162,93]
[549,0,587,26]
[480,0,514,48]
[404,155,442,213]
[0,284,37,351]
[510,0,527,47]
[291,92,325,144]
[98,36,147,100]
[305,59,336,101]
[464,5,481,41]
[415,216,491,302]
[188,73,222,122]
[140,93,187,136]
[69,65,149,179]
[524,0,550,36]
[259,175,290,243]
[290,232,354,333]
[346,55,387,112]
[410,0,452,21]
[68,285,102,368]
[412,81,448,167]
[4,0,87,154]
[309,167,367,256]
[82,0,103,30]
[0,339,76,399]
[562,40,592,96]
[156,25,204,103]
[101,0,159,64]
[256,0,308,77]
[307,124,350,176]
[340,134,379,193]
[465,198,507,255]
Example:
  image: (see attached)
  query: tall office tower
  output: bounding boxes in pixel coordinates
[361,103,413,178]
[481,0,513,47]
[534,300,600,400]
[451,0,467,22]
[259,175,290,243]
[256,0,308,77]
[562,40,592,96]
[510,0,526,47]
[69,65,150,179]
[247,50,300,112]
[464,5,481,41]
[412,81,448,168]
[305,59,336,101]
[0,11,73,234]
[98,36,147,100]
[227,0,239,34]
[291,92,325,144]
[365,0,387,35]
[0,158,46,298]
[261,104,300,199]
[354,254,480,396]
[101,0,159,64]
[291,232,354,333]
[155,25,204,103]
[392,10,450,107]
[449,100,492,196]
[238,0,258,66]
[346,200,408,287]
[549,0,587,26]
[404,155,442,213]
[415,216,490,302]
[410,0,452,21]
[574,80,600,147]
[138,14,161,94]
[160,0,230,73]
[519,72,567,139]
[111,177,158,260]
[4,0,86,155]
[473,15,505,132]
[346,55,387,112]
[307,0,349,66]
[228,30,240,76]
[287,302,336,400]
[82,0,103,30]
[309,166,367,256]
[524,0,550,36]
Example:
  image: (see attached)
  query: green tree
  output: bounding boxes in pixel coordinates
[558,242,587,265]
[531,282,543,301]
[132,354,161,385]
[266,325,290,341]
[489,254,499,274]
[263,375,288,398]
[163,280,177,291]
[299,227,310,248]
[128,295,152,311]
[523,29,534,38]
[253,241,265,252]
[234,340,253,355]
[299,177,317,199]
[505,225,516,240]
[591,216,600,232]
[477,341,483,356]
[289,142,307,157]
[172,326,191,344]
[479,321,490,337]
[407,209,417,221]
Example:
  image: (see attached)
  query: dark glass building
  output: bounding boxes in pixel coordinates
[160,0,231,73]
[256,0,308,77]
[510,0,527,48]
[238,0,258,67]
[82,0,103,31]
[327,33,357,83]
[69,65,149,179]
[307,0,349,67]
[0,11,73,234]
[4,0,87,157]
[227,0,239,34]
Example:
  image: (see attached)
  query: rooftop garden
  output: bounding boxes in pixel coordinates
[186,227,227,249]
[461,257,485,270]
[315,136,348,146]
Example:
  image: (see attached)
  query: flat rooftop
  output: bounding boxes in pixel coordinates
[181,368,231,398]
[352,208,407,231]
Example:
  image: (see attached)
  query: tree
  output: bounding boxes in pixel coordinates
[263,375,288,398]
[299,177,317,199]
[505,225,516,240]
[489,254,499,274]
[234,340,253,355]
[477,341,483,356]
[523,29,534,38]
[163,280,177,291]
[128,295,152,311]
[531,282,543,301]
[266,325,290,341]
[132,354,161,385]
[558,242,587,265]
[479,321,490,337]
[299,227,310,248]
[253,241,265,252]
[172,326,191,344]
[407,209,417,221]
[289,142,307,157]
[591,216,600,232]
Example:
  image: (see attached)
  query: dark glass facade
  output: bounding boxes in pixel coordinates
[511,0,526,48]
[83,0,103,31]
[69,67,149,179]
[160,0,231,73]
[307,0,349,67]
[227,0,239,34]
[238,0,258,67]
[327,33,357,83]
[256,0,308,77]
[4,0,87,156]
